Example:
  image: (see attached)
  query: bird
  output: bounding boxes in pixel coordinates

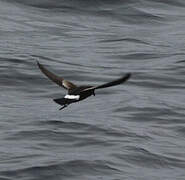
[37,61,131,110]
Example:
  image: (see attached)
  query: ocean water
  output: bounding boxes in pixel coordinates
[0,0,185,179]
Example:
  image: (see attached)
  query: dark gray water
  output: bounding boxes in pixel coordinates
[0,0,185,179]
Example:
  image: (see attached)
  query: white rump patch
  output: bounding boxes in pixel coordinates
[64,94,80,100]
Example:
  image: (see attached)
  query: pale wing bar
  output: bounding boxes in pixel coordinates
[37,61,76,90]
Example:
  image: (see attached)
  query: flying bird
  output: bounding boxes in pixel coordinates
[37,61,131,110]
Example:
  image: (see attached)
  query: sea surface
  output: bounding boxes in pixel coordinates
[0,0,185,179]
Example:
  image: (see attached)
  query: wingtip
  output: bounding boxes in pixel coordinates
[36,60,40,66]
[119,73,131,84]
[124,73,131,80]
[36,60,43,70]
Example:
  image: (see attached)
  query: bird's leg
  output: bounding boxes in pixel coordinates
[59,104,68,110]
[93,90,95,96]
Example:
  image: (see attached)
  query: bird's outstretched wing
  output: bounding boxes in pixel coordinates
[82,73,131,92]
[37,61,76,90]
[95,73,131,89]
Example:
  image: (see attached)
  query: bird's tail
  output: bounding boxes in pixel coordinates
[53,97,77,106]
[53,98,67,105]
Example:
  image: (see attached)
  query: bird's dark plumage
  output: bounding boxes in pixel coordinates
[37,61,131,110]
[37,61,76,90]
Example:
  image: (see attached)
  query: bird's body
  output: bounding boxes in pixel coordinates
[54,86,95,109]
[37,61,131,110]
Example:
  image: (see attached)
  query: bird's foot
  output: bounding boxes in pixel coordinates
[59,104,68,110]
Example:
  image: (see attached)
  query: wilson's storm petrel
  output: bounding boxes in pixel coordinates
[37,61,131,110]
